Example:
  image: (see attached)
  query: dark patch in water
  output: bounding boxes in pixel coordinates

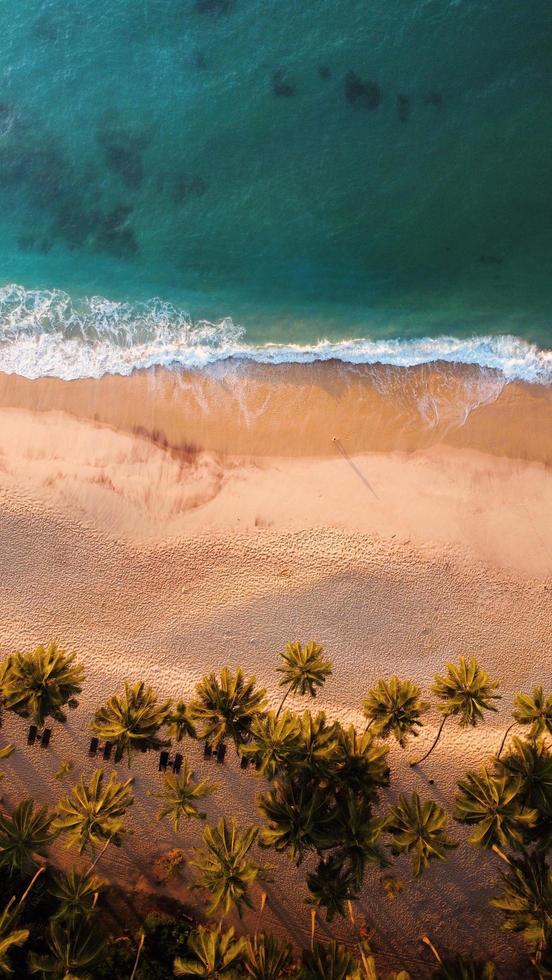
[397,94,410,123]
[17,234,52,254]
[318,65,331,80]
[33,14,61,42]
[272,68,296,98]
[194,0,234,14]
[478,254,503,266]
[96,115,151,191]
[171,173,208,203]
[424,90,443,109]
[191,50,208,70]
[345,71,382,110]
[96,204,138,257]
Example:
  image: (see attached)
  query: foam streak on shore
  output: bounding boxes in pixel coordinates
[1,284,552,383]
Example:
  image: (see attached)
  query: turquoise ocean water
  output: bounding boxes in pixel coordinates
[0,0,551,380]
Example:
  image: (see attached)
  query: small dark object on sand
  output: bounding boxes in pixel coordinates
[345,71,382,109]
[397,93,410,122]
[272,68,296,98]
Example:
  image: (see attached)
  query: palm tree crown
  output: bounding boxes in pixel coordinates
[191,817,266,917]
[167,700,198,742]
[174,925,246,978]
[385,792,457,877]
[28,918,104,978]
[490,851,551,958]
[513,688,552,739]
[0,897,29,976]
[453,768,537,849]
[495,737,552,823]
[0,642,84,726]
[91,680,171,763]
[331,724,390,796]
[0,800,54,874]
[151,763,216,830]
[306,854,360,922]
[363,676,428,747]
[52,768,134,854]
[257,780,337,865]
[190,668,267,750]
[243,932,294,980]
[276,641,332,714]
[297,940,361,979]
[240,710,302,778]
[48,869,103,925]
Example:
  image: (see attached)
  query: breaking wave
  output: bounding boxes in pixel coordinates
[0,283,551,383]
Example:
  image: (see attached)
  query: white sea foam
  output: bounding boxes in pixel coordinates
[0,283,551,383]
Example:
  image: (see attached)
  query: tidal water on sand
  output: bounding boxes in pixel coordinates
[0,0,551,380]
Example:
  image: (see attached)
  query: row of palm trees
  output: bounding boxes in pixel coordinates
[0,641,550,977]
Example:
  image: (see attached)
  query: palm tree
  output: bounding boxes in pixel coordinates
[363,676,428,747]
[240,710,302,778]
[91,681,171,764]
[276,641,332,716]
[0,868,44,975]
[334,794,388,886]
[385,793,457,877]
[410,657,500,766]
[52,768,134,855]
[174,925,246,978]
[498,687,552,758]
[495,737,552,826]
[28,918,104,978]
[150,764,216,831]
[331,724,390,796]
[453,769,537,850]
[297,940,361,980]
[190,668,267,750]
[421,938,496,979]
[292,711,339,780]
[490,850,551,960]
[191,817,267,917]
[0,642,84,726]
[0,800,54,874]
[257,780,337,865]
[243,933,294,980]
[48,869,103,925]
[167,700,198,742]
[306,854,360,922]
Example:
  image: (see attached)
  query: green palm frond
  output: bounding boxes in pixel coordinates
[331,724,390,795]
[0,897,29,976]
[385,793,457,877]
[513,688,552,739]
[91,681,171,763]
[167,700,198,742]
[191,817,267,917]
[453,768,537,849]
[432,657,500,727]
[297,940,361,980]
[335,794,388,885]
[28,918,104,978]
[363,676,428,747]
[240,710,302,778]
[306,855,360,922]
[48,869,103,925]
[190,668,267,749]
[243,932,294,980]
[0,800,54,874]
[151,763,216,830]
[0,642,84,726]
[496,737,552,819]
[52,768,134,855]
[174,925,246,978]
[257,780,337,865]
[293,711,339,779]
[276,641,332,701]
[491,851,551,954]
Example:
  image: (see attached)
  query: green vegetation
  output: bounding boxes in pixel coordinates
[0,639,549,977]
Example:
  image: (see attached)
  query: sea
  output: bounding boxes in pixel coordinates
[0,0,551,383]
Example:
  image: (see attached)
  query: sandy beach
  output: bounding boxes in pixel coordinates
[0,363,550,976]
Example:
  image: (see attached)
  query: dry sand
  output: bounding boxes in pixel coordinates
[0,363,550,977]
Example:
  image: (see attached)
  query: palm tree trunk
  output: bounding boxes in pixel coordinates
[421,935,442,965]
[85,836,112,877]
[491,844,512,865]
[275,685,292,719]
[364,718,374,734]
[409,715,448,766]
[255,891,267,936]
[310,909,316,951]
[496,721,517,759]
[130,932,145,980]
[16,865,45,911]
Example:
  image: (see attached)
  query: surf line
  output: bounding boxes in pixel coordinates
[332,437,379,500]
